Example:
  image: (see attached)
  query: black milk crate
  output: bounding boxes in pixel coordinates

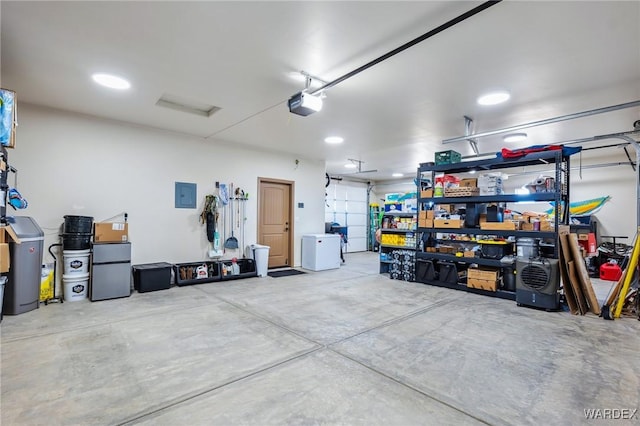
[220,258,257,280]
[132,262,173,293]
[174,261,221,286]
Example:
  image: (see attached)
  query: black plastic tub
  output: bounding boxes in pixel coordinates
[61,233,92,250]
[220,258,257,280]
[480,242,513,259]
[63,215,94,234]
[174,262,221,286]
[132,262,173,292]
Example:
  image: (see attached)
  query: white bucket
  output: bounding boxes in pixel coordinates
[63,249,91,274]
[63,273,89,302]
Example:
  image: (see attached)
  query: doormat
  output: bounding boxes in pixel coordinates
[267,269,307,278]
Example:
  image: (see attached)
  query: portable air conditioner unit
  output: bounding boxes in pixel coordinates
[516,258,560,310]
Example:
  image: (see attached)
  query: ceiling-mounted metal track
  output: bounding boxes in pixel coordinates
[443,100,640,144]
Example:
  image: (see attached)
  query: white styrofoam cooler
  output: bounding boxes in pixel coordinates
[301,234,341,271]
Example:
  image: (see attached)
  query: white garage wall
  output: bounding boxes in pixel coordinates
[503,152,638,240]
[9,104,326,271]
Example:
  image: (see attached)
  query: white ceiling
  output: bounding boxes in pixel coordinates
[2,1,639,181]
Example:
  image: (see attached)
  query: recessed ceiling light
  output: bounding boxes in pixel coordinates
[392,173,404,177]
[503,133,528,143]
[477,91,510,106]
[92,73,131,90]
[344,163,357,169]
[325,136,344,144]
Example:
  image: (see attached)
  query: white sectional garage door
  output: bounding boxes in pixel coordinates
[325,182,368,252]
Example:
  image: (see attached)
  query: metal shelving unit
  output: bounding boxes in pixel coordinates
[379,212,417,274]
[415,150,570,299]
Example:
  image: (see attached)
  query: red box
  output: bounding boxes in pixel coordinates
[577,233,596,254]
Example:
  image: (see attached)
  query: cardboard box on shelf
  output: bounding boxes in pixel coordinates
[467,277,498,291]
[420,210,435,220]
[94,222,129,243]
[418,218,433,228]
[385,193,403,203]
[384,202,403,212]
[420,189,433,198]
[459,178,478,188]
[468,267,499,281]
[480,221,518,231]
[433,218,463,229]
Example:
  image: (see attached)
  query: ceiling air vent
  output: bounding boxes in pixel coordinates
[155,93,221,117]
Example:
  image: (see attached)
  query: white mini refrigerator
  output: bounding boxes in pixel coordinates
[301,234,341,271]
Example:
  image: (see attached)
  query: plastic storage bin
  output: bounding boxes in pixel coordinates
[175,261,221,286]
[132,262,173,292]
[220,258,257,280]
[434,150,461,165]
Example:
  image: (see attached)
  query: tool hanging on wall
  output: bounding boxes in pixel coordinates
[201,194,222,258]
[224,183,239,249]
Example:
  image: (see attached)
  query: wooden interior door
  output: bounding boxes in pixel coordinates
[258,179,293,268]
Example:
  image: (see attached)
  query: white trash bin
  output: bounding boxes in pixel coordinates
[251,244,270,277]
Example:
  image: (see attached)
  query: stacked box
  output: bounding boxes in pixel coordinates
[467,267,499,291]
[478,173,503,196]
[389,249,415,282]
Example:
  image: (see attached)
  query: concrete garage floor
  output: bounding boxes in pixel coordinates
[1,252,639,425]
